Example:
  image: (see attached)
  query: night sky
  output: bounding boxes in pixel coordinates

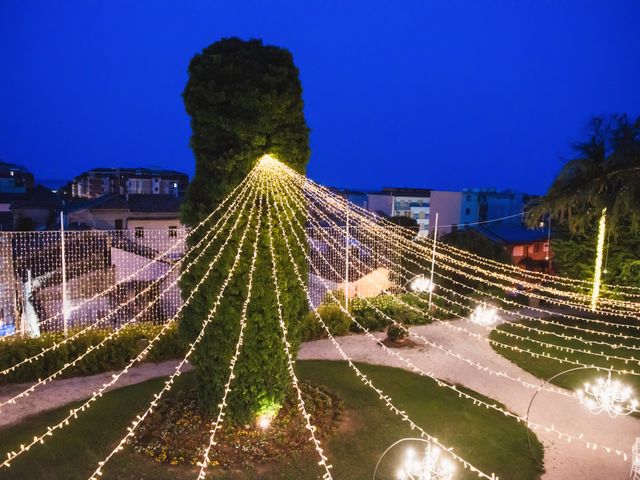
[1,1,639,194]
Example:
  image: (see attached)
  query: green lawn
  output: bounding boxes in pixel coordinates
[490,317,640,397]
[0,361,543,480]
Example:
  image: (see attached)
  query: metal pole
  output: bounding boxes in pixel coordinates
[60,211,68,337]
[428,212,438,309]
[345,200,349,310]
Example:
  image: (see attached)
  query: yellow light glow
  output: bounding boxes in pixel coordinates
[591,208,607,311]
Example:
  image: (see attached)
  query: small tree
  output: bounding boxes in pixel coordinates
[180,38,309,421]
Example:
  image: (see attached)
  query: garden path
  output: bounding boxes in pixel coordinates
[298,313,640,480]
[0,359,191,430]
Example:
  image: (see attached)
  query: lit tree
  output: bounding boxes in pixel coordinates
[180,38,309,421]
[527,114,640,307]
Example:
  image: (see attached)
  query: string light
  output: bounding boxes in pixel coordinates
[0,172,259,379]
[0,183,262,468]
[196,177,264,480]
[264,174,333,479]
[270,163,636,458]
[87,177,263,479]
[591,208,607,311]
[0,169,259,338]
[287,168,640,314]
[270,171,630,465]
[0,178,261,411]
[264,176,497,480]
[409,276,435,294]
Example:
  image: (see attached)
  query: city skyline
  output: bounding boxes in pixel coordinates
[1,1,639,195]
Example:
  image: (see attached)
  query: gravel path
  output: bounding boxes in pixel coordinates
[0,360,192,430]
[298,316,640,480]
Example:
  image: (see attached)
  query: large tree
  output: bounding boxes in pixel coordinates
[180,38,309,421]
[527,114,640,306]
[527,114,640,236]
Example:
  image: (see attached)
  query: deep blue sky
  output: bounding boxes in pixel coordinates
[1,1,639,194]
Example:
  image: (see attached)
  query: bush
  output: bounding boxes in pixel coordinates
[0,322,185,384]
[386,324,407,343]
[300,304,351,341]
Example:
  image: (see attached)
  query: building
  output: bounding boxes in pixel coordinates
[70,167,188,199]
[473,223,551,269]
[367,188,432,235]
[65,193,183,236]
[0,161,34,195]
[428,190,463,236]
[460,188,533,228]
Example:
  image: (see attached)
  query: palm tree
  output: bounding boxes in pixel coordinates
[527,114,640,308]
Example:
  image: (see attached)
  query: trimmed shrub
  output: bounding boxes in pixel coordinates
[300,304,350,341]
[386,324,408,343]
[0,322,185,385]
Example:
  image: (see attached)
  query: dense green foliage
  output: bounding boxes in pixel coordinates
[0,323,184,384]
[527,114,640,236]
[441,229,512,265]
[0,362,544,480]
[180,38,310,421]
[551,221,640,290]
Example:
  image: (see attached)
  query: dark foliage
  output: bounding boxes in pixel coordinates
[0,323,185,384]
[180,38,310,421]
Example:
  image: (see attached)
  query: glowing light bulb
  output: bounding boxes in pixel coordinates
[469,303,499,327]
[257,413,273,430]
[576,372,637,418]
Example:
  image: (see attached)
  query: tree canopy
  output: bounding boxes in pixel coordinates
[180,38,309,421]
[527,114,640,236]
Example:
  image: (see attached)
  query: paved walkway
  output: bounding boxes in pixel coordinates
[0,360,191,430]
[299,316,640,480]
[1,317,638,479]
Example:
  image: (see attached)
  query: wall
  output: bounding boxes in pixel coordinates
[366,194,394,217]
[429,190,463,236]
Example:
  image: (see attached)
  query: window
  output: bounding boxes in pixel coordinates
[543,242,549,252]
[135,227,144,238]
[533,243,542,253]
[465,208,471,215]
[168,226,178,238]
[114,219,123,230]
[513,245,524,256]
[466,194,471,202]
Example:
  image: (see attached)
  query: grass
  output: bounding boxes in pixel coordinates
[490,316,640,398]
[0,361,543,480]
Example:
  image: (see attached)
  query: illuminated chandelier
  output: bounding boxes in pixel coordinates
[576,372,638,418]
[397,444,455,480]
[469,303,500,327]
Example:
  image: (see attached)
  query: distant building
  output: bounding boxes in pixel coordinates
[65,194,183,236]
[70,167,188,199]
[473,224,551,268]
[460,189,533,228]
[428,191,463,236]
[0,162,34,195]
[367,188,432,235]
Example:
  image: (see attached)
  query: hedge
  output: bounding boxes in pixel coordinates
[0,322,185,385]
